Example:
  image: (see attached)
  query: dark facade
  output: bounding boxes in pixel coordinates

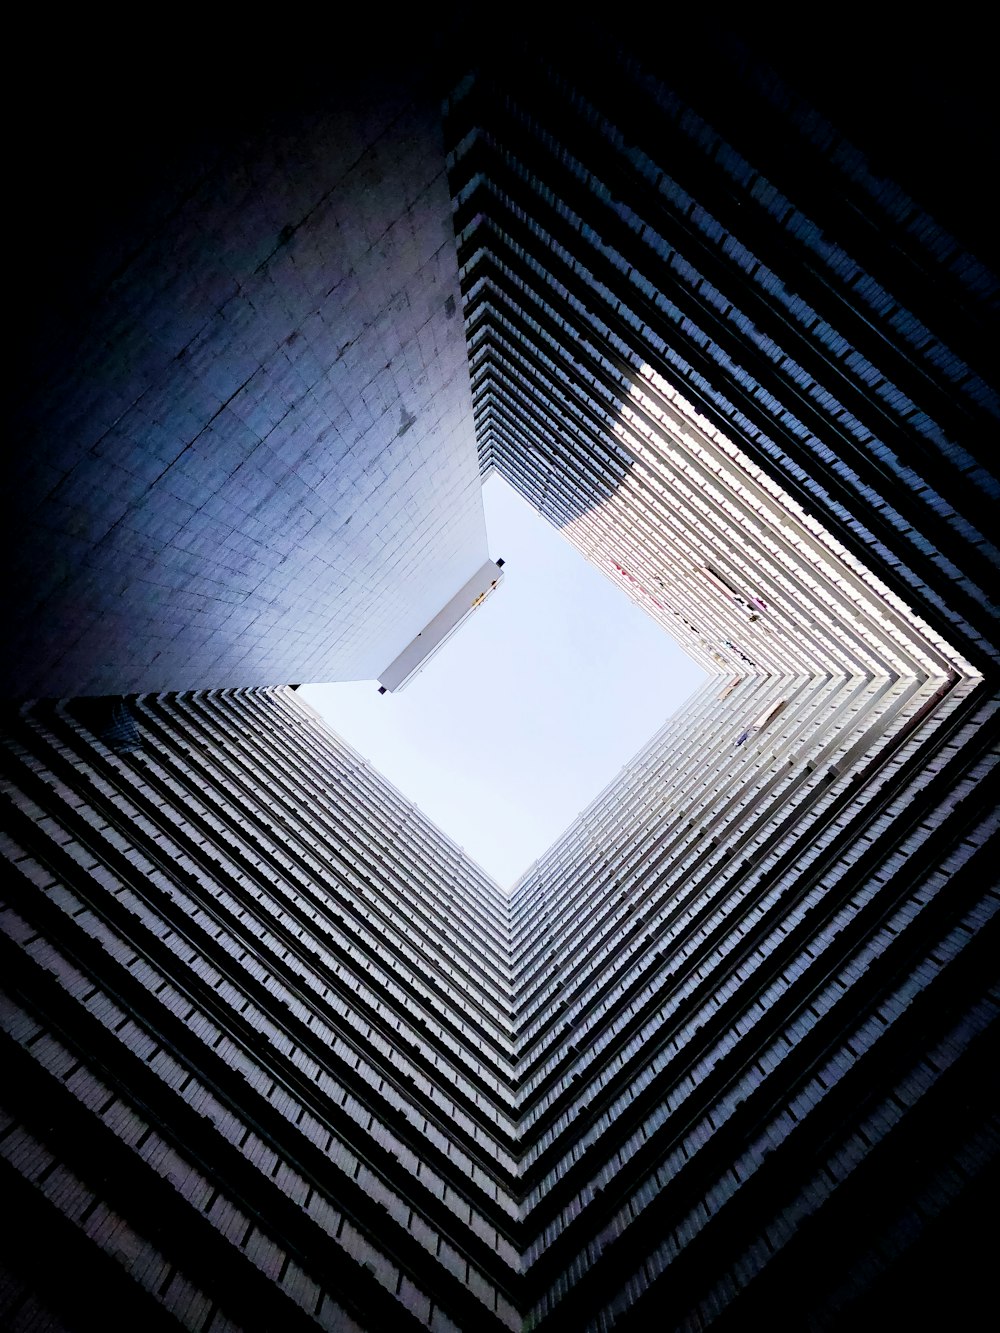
[2,20,997,1333]
[446,25,997,673]
[7,40,489,699]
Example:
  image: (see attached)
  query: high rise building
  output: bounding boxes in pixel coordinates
[2,19,996,1332]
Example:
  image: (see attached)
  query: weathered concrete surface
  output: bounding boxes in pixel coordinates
[6,51,485,697]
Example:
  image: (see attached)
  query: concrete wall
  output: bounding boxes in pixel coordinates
[7,57,486,697]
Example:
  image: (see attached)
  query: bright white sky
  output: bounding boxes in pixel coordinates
[301,475,706,888]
